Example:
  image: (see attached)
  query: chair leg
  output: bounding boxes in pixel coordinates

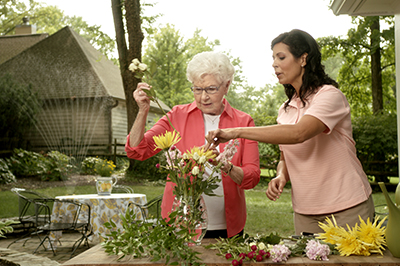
[33,235,56,256]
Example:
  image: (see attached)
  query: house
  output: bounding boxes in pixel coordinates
[0,23,170,157]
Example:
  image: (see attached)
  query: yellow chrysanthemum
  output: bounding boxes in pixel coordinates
[153,130,181,150]
[185,146,216,162]
[334,226,366,256]
[356,216,386,255]
[318,215,344,245]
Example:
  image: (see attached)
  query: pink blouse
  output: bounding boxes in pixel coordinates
[277,85,372,215]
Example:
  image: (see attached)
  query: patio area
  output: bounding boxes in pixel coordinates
[0,231,94,266]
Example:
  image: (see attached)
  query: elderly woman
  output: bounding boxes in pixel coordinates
[125,51,260,238]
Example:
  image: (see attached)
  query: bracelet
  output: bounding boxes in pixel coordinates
[224,161,234,174]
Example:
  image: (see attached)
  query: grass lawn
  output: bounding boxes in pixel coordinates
[0,177,396,238]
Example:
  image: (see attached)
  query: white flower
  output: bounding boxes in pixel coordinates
[258,242,266,250]
[191,166,200,175]
[249,242,257,247]
[138,63,147,71]
[192,152,200,162]
[128,63,138,72]
[199,155,207,164]
[182,153,189,160]
[132,58,140,66]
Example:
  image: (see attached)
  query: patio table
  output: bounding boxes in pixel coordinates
[50,193,147,246]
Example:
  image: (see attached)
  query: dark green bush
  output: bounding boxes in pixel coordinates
[0,74,42,151]
[6,148,76,181]
[0,158,16,184]
[352,113,398,182]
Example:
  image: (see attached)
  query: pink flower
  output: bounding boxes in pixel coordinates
[156,163,160,169]
[270,244,291,263]
[305,240,330,261]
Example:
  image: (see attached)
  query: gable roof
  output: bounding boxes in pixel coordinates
[0,26,170,111]
[0,26,123,100]
[0,33,48,64]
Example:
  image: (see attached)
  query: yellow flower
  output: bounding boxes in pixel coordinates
[186,146,216,162]
[334,225,366,256]
[356,216,386,255]
[153,130,181,150]
[318,215,343,245]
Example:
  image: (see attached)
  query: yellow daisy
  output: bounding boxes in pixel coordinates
[153,130,181,150]
[356,216,386,255]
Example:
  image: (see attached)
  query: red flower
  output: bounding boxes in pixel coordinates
[256,254,264,262]
[225,253,232,259]
[231,259,239,266]
[247,251,255,259]
[251,245,257,251]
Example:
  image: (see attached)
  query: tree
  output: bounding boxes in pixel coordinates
[143,25,218,107]
[0,74,42,150]
[318,16,396,116]
[0,0,116,60]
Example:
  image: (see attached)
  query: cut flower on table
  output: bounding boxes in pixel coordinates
[318,215,387,256]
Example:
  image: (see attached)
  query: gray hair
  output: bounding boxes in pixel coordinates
[186,52,235,84]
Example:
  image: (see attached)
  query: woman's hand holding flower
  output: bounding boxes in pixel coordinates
[134,82,152,112]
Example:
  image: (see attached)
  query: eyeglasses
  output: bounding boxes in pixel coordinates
[190,85,221,95]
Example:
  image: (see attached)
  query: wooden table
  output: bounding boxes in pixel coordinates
[62,239,400,266]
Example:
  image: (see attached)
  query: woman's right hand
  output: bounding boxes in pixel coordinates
[134,82,151,113]
[265,175,287,201]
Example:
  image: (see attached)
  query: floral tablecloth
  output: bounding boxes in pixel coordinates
[51,193,147,245]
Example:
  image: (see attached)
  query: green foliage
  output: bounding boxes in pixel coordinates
[143,25,216,107]
[6,148,76,181]
[352,113,398,182]
[102,209,203,265]
[318,16,396,116]
[94,158,116,177]
[80,156,101,175]
[126,154,168,181]
[0,219,18,238]
[0,74,42,149]
[0,158,16,184]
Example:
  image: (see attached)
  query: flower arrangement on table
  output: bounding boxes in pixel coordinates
[206,215,387,265]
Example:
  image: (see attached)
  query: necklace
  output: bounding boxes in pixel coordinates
[204,114,220,125]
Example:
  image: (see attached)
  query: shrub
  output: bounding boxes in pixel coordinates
[352,113,398,182]
[7,148,76,181]
[0,74,42,150]
[0,158,16,184]
[81,157,102,175]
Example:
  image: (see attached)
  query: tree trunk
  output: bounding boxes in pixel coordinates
[370,17,387,182]
[370,17,383,114]
[111,0,143,171]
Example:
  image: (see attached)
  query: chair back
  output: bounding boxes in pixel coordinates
[112,185,134,193]
[11,188,51,229]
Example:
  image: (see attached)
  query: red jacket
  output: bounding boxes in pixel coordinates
[125,99,260,237]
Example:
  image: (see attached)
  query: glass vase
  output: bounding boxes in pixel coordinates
[172,195,208,246]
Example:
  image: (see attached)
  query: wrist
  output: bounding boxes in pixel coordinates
[223,161,234,174]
